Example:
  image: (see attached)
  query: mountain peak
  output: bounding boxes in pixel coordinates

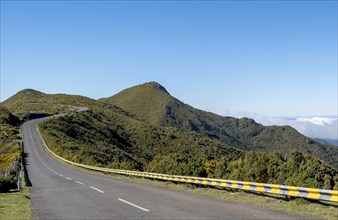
[141,81,170,95]
[2,88,44,105]
[99,82,176,124]
[17,88,44,96]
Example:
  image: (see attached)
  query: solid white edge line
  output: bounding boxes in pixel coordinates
[75,181,84,185]
[118,198,150,212]
[89,186,104,193]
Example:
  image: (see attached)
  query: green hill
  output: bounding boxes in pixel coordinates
[100,82,338,169]
[2,88,96,117]
[2,88,135,120]
[39,109,242,175]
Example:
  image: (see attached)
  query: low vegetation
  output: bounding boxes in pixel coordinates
[39,109,241,172]
[0,106,21,173]
[0,188,31,219]
[146,150,337,189]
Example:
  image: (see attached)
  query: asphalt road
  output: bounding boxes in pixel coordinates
[22,116,308,219]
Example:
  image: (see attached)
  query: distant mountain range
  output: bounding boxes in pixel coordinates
[1,82,337,188]
[226,113,337,144]
[314,138,338,147]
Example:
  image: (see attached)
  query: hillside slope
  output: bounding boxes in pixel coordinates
[2,88,135,120]
[2,89,95,117]
[101,82,338,169]
[39,109,242,174]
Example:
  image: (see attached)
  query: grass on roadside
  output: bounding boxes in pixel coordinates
[0,155,32,220]
[0,187,31,220]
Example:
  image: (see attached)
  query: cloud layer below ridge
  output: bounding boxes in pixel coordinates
[223,110,338,142]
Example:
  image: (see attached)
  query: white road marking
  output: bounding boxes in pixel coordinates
[118,198,150,212]
[27,123,77,187]
[27,126,59,178]
[89,186,104,193]
[27,123,109,199]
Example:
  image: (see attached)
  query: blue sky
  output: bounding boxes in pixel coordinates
[1,0,337,117]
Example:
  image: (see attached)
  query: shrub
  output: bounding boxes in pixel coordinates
[0,176,16,193]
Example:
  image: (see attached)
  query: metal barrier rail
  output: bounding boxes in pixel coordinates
[36,126,338,203]
[3,150,23,191]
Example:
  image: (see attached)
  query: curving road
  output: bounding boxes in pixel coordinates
[22,116,307,219]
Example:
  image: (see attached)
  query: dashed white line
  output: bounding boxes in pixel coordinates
[89,186,104,193]
[118,198,150,212]
[27,123,81,188]
[27,124,109,198]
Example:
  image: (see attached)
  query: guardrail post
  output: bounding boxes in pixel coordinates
[17,141,24,191]
[17,180,22,191]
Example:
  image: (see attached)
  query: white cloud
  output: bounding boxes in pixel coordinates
[296,117,336,126]
[223,110,338,140]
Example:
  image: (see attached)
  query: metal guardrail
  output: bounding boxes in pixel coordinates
[3,142,23,191]
[36,125,338,203]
